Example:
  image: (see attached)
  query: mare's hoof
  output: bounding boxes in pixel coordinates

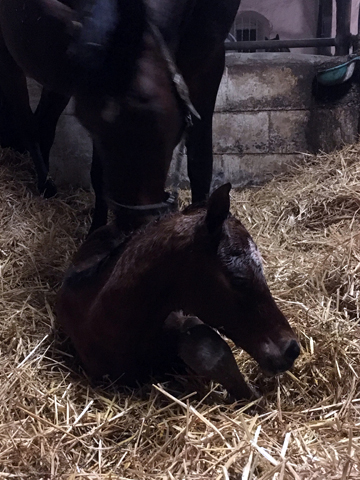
[40,177,57,198]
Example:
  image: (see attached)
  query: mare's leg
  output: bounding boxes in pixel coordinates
[89,143,108,234]
[185,49,226,204]
[0,87,24,151]
[34,89,70,169]
[0,37,56,197]
[164,312,257,400]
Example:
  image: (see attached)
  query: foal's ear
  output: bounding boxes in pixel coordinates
[205,183,231,237]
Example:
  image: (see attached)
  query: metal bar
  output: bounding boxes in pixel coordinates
[317,0,333,55]
[335,0,352,55]
[225,37,337,51]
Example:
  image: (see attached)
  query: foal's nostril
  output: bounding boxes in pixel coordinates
[284,339,300,362]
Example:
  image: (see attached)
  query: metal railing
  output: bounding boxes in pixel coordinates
[225,38,337,51]
[225,0,355,56]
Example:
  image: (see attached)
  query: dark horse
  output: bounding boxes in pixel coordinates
[57,184,300,399]
[0,0,241,231]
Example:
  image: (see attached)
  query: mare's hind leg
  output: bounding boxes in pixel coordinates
[185,50,226,204]
[164,312,257,400]
[34,89,71,170]
[0,37,56,197]
[0,88,24,151]
[89,143,108,234]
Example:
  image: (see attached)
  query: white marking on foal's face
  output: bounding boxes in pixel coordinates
[220,224,265,285]
[248,238,263,267]
[249,238,265,282]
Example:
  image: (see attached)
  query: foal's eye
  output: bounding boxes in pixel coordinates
[231,275,249,288]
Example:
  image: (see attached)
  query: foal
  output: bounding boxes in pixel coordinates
[57,184,300,399]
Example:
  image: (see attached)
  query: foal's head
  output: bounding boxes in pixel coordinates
[177,184,300,375]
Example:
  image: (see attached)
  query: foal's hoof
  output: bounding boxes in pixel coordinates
[227,382,260,403]
[40,177,57,198]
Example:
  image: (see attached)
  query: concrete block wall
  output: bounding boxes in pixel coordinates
[210,53,360,189]
[24,52,360,190]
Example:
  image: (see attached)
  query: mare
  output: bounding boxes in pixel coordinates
[0,0,241,232]
[57,184,300,399]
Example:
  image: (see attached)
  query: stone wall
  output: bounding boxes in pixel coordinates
[24,52,360,190]
[209,52,360,189]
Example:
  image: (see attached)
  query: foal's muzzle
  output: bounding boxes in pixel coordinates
[259,337,300,375]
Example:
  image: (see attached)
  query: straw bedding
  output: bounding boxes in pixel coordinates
[0,143,359,479]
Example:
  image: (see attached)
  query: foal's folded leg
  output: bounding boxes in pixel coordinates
[163,312,257,400]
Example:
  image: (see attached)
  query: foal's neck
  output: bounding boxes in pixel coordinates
[109,211,204,287]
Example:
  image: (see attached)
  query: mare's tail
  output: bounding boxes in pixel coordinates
[68,0,147,93]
